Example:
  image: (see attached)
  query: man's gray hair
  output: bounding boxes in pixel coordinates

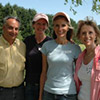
[3,16,21,25]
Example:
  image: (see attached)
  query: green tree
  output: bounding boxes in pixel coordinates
[11,9,17,16]
[0,2,99,44]
[64,0,100,14]
[2,3,13,17]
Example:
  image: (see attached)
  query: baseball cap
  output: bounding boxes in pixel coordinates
[32,13,49,25]
[53,12,71,24]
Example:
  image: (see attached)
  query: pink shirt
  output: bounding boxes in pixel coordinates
[74,45,100,100]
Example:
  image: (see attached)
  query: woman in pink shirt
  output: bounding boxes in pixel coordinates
[74,18,100,100]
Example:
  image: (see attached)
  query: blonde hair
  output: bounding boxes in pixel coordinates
[77,17,100,45]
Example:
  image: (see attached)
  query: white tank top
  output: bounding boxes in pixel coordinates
[78,59,93,100]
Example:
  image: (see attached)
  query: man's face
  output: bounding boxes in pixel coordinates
[3,18,20,44]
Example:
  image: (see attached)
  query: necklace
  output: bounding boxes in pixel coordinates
[86,51,93,57]
[85,48,95,57]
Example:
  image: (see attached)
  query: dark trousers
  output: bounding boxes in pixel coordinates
[0,83,25,100]
[43,90,78,100]
[25,83,39,100]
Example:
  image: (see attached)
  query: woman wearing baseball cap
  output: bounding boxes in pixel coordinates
[24,13,52,100]
[39,12,81,100]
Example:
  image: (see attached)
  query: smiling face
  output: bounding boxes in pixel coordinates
[79,24,97,48]
[33,19,48,35]
[53,17,69,39]
[3,18,20,44]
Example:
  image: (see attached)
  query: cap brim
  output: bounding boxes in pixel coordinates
[53,12,70,24]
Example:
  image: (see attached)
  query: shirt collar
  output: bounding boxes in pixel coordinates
[1,35,17,45]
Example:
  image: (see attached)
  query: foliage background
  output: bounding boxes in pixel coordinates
[0,3,100,45]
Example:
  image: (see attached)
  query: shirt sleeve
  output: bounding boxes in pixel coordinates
[74,44,81,59]
[40,42,48,56]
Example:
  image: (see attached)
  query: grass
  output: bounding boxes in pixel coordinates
[79,44,86,51]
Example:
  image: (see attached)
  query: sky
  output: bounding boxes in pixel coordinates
[0,0,100,25]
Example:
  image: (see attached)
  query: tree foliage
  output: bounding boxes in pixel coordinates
[0,3,100,44]
[0,3,37,40]
[0,3,54,40]
[64,0,100,14]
